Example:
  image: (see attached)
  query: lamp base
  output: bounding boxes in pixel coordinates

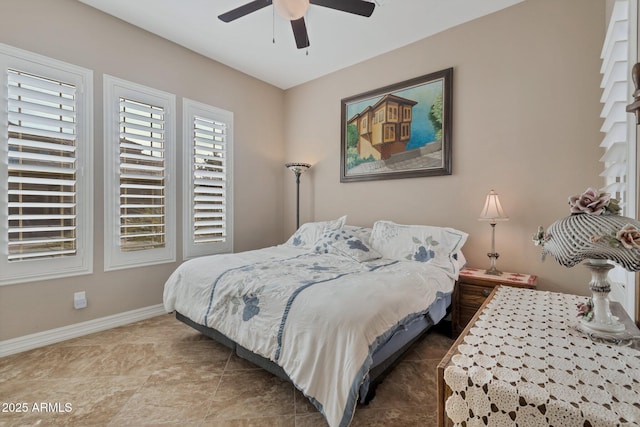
[579,260,627,335]
[578,316,625,334]
[484,266,503,276]
[485,252,502,276]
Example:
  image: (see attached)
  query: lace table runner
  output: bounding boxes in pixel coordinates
[444,286,640,426]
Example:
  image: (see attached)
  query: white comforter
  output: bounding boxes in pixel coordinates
[163,245,454,427]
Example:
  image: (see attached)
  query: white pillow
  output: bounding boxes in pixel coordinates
[454,251,467,271]
[285,215,347,248]
[370,220,468,276]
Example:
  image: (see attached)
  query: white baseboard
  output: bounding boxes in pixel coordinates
[0,304,166,357]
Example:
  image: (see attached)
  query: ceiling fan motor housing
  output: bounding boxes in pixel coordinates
[218,0,375,49]
[273,0,310,20]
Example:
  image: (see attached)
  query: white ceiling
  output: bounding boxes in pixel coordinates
[78,0,524,90]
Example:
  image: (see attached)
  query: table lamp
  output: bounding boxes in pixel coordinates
[478,190,510,275]
[534,188,640,335]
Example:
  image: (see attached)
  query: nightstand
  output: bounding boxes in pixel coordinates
[452,267,537,335]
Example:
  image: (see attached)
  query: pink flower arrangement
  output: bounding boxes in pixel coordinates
[616,224,640,249]
[568,188,615,215]
[576,300,593,322]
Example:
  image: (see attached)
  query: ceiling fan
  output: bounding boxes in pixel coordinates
[218,0,376,49]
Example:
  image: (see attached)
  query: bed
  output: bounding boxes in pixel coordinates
[163,218,468,427]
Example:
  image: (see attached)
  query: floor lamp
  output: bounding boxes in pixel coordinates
[285,162,311,229]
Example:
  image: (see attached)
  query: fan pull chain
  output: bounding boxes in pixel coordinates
[272,6,276,44]
[305,11,309,55]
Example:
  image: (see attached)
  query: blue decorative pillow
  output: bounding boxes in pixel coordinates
[314,229,382,262]
[342,225,373,245]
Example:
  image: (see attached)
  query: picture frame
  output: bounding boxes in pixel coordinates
[340,68,453,182]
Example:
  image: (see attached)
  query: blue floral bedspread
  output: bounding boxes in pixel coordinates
[203,252,396,363]
[164,245,454,427]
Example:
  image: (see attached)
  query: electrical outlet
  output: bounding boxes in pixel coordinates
[74,291,87,309]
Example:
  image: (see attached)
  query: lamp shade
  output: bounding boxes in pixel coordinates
[285,162,311,174]
[542,214,640,271]
[273,0,309,20]
[479,190,509,222]
[533,187,640,336]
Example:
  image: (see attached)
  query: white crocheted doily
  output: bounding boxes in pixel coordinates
[444,287,640,426]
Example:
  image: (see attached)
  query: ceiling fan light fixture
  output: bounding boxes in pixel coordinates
[273,0,309,20]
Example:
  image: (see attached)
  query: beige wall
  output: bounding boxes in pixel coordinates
[0,0,285,340]
[0,0,613,341]
[283,0,606,296]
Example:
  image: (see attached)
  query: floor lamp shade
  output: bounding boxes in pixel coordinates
[285,162,311,230]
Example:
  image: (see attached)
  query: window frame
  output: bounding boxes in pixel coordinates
[182,98,234,259]
[103,75,176,271]
[599,0,638,318]
[0,43,93,285]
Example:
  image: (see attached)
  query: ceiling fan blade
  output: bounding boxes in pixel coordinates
[218,0,272,22]
[291,17,310,49]
[310,0,375,17]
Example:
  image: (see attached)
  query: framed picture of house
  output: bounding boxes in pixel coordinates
[340,68,453,182]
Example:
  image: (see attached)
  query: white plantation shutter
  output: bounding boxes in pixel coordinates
[599,0,638,318]
[0,44,93,285]
[104,75,175,271]
[193,116,227,243]
[183,99,233,259]
[119,98,166,251]
[7,70,78,261]
[600,0,632,208]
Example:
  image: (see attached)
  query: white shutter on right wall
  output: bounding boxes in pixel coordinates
[600,0,629,207]
[599,0,638,319]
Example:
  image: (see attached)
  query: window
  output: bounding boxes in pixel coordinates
[103,75,175,270]
[0,43,93,285]
[403,106,412,121]
[401,123,411,140]
[183,99,233,259]
[600,1,633,210]
[383,124,395,142]
[387,104,398,122]
[599,0,637,317]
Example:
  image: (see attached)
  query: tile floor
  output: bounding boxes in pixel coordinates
[0,314,454,426]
